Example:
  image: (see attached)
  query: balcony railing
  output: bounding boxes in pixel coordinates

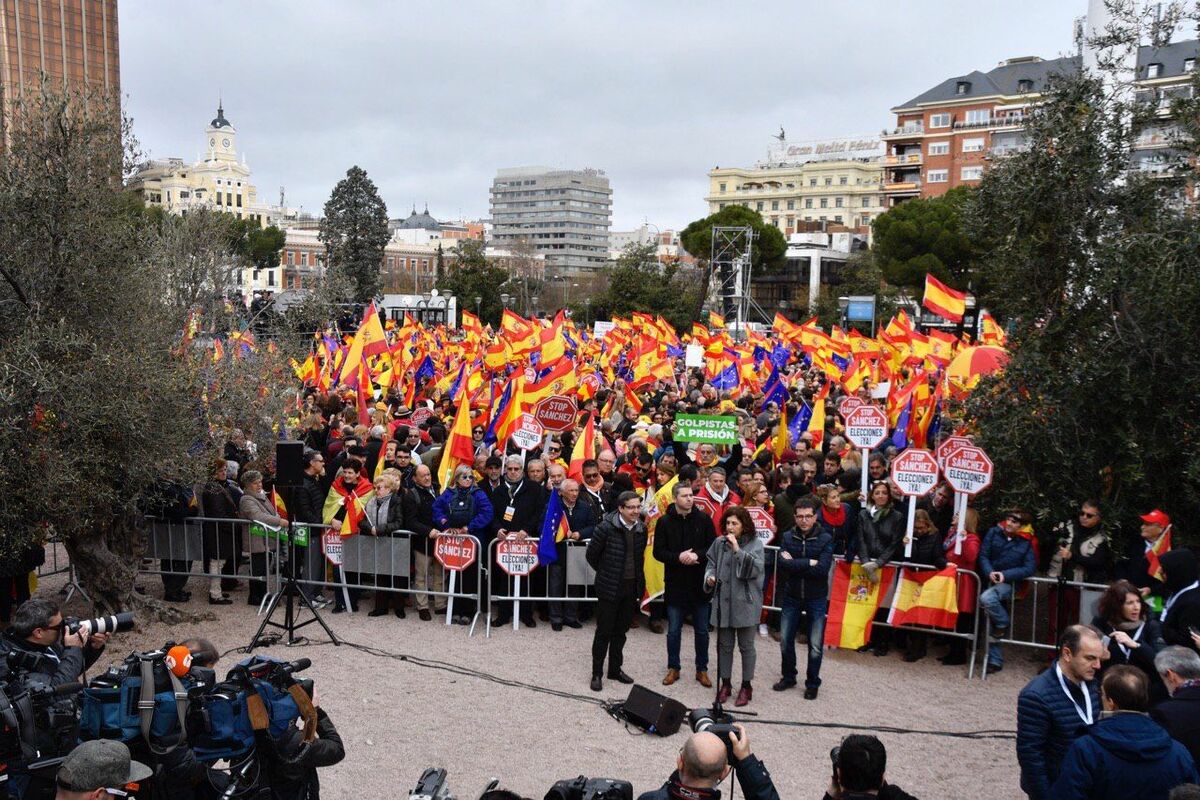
[883,180,922,192]
[884,153,923,166]
[954,114,1027,130]
[883,124,924,137]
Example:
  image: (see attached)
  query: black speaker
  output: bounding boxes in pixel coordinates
[621,684,687,736]
[274,441,305,488]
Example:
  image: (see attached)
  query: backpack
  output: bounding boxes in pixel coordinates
[80,652,192,755]
[188,654,317,764]
[446,489,477,528]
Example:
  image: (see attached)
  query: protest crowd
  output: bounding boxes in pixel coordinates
[8,294,1200,800]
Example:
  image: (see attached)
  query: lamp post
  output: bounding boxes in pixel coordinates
[474,295,482,317]
[500,292,511,309]
[584,297,591,327]
[531,295,540,319]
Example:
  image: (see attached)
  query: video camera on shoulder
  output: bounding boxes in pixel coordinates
[544,776,633,800]
[0,666,85,770]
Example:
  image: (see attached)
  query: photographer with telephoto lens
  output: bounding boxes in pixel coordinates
[637,723,779,800]
[825,735,918,800]
[2,598,109,687]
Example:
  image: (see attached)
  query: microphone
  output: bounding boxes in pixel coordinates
[165,645,192,678]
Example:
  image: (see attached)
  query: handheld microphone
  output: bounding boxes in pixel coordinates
[165,645,193,677]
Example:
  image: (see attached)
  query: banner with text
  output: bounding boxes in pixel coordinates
[674,414,738,445]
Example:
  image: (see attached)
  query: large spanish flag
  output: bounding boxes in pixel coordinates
[338,302,389,384]
[824,561,896,649]
[886,566,959,630]
[922,274,967,323]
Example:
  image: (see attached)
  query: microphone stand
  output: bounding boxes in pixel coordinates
[709,539,732,724]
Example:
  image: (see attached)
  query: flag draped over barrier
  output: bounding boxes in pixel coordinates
[886,566,960,630]
[824,562,897,650]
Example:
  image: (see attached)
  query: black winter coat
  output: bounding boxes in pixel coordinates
[292,474,326,524]
[492,480,547,538]
[653,505,716,605]
[1151,684,1200,765]
[587,513,647,602]
[200,479,241,562]
[907,532,949,570]
[857,505,906,567]
[255,708,345,800]
[774,527,834,602]
[402,485,440,544]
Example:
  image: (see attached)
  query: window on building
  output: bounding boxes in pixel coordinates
[961,166,984,181]
[862,197,872,207]
[756,201,764,211]
[771,200,779,210]
[1186,58,1196,72]
[965,109,990,125]
[236,194,242,207]
[786,199,795,210]
[824,177,832,186]
[839,176,847,185]
[1017,78,1033,92]
[835,197,843,208]
[834,216,843,223]
[287,251,295,266]
[718,202,726,209]
[809,178,817,186]
[962,137,985,152]
[956,80,971,95]
[930,112,952,128]
[301,252,309,267]
[819,198,828,208]
[1147,62,1162,78]
[805,198,813,208]
[927,169,949,183]
[719,182,726,192]
[268,270,275,287]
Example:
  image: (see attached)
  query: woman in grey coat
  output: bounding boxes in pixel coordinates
[705,504,764,708]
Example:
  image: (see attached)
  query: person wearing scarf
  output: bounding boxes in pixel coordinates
[1091,578,1166,701]
[1159,549,1200,656]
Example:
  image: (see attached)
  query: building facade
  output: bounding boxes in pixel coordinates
[388,205,485,246]
[489,166,612,275]
[882,41,1199,206]
[706,137,886,235]
[279,227,441,296]
[0,0,120,148]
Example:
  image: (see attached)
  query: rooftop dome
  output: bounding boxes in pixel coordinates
[210,101,232,130]
[398,204,441,230]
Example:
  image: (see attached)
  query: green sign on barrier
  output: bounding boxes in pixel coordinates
[249,523,310,547]
[674,414,738,445]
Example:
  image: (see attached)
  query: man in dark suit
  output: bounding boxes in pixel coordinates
[1153,646,1200,764]
[490,455,547,627]
[549,479,595,631]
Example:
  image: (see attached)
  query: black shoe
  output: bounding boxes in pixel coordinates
[608,670,634,685]
[564,620,582,629]
[873,645,890,657]
[772,679,797,691]
[522,616,537,628]
[395,606,405,618]
[856,644,872,653]
[590,675,603,692]
[939,653,968,665]
[492,616,512,627]
[221,580,241,591]
[804,687,819,700]
[552,622,563,631]
[903,652,925,663]
[163,593,186,603]
[419,609,432,621]
[332,605,346,614]
[538,611,551,622]
[208,596,232,606]
[368,608,388,617]
[985,664,1003,675]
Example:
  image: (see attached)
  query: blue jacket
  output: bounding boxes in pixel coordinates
[1051,712,1198,800]
[1017,666,1101,799]
[431,487,493,535]
[978,526,1036,582]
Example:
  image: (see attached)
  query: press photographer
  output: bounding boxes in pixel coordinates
[637,723,779,800]
[2,598,111,687]
[52,740,151,800]
[824,735,918,800]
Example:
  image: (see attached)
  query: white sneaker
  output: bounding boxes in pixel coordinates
[758,623,769,638]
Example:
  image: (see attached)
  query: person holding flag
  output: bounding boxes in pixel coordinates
[542,479,595,631]
[1124,509,1173,607]
[323,460,374,613]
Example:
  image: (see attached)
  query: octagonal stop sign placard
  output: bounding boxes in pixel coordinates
[943,445,994,496]
[534,395,578,433]
[434,533,478,571]
[844,405,888,450]
[890,449,939,497]
[837,396,865,419]
[510,414,544,452]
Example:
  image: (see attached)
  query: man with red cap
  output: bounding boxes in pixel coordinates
[1122,509,1173,608]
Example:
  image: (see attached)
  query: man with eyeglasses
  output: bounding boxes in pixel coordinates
[1048,499,1111,648]
[773,499,834,699]
[978,509,1037,675]
[2,597,108,687]
[580,458,613,517]
[586,491,647,691]
[490,456,547,628]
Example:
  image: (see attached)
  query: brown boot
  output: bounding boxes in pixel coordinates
[717,680,732,705]
[696,671,712,688]
[662,668,680,686]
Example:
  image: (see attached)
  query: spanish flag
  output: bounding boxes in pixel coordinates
[568,413,596,482]
[887,566,959,630]
[922,274,967,323]
[709,310,726,329]
[339,302,389,384]
[824,561,896,649]
[436,394,476,490]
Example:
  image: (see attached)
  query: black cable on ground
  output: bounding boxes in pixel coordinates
[264,635,1016,741]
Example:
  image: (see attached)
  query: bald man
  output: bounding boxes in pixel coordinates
[638,725,780,800]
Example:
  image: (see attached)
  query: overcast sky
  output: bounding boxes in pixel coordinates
[120,1,1085,231]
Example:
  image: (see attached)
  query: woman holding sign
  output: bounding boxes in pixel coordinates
[705,505,765,707]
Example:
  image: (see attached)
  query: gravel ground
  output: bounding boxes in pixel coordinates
[48,572,1039,800]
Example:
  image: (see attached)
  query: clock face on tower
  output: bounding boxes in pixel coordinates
[209,138,215,147]
[222,138,230,148]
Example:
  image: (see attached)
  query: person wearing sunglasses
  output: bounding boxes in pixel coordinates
[1048,499,1112,650]
[978,509,1038,675]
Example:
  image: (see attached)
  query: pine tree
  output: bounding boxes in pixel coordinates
[319,165,389,304]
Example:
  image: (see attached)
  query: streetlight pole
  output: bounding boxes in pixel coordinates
[474,295,482,318]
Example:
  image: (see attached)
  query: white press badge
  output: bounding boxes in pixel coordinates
[504,505,516,523]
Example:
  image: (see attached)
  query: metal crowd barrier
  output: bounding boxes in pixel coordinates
[484,537,598,638]
[979,573,1109,681]
[757,548,984,678]
[139,516,486,635]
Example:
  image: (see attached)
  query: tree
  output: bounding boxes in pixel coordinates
[437,239,511,325]
[587,243,706,331]
[870,187,979,294]
[963,2,1200,542]
[319,165,389,304]
[679,205,787,273]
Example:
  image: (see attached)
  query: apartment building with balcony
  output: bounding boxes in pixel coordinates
[881,39,1199,207]
[706,136,886,236]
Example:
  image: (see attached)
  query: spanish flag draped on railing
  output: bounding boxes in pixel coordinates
[824,561,897,650]
[886,566,959,630]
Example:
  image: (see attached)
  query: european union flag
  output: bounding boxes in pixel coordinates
[414,356,435,383]
[752,345,768,364]
[770,345,791,370]
[831,353,850,373]
[761,367,788,409]
[892,399,912,450]
[666,345,684,358]
[789,402,812,444]
[483,380,513,447]
[711,363,740,391]
[537,488,570,565]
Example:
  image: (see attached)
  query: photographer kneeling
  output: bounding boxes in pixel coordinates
[254,695,345,800]
[2,597,108,685]
[638,724,780,800]
[825,735,918,800]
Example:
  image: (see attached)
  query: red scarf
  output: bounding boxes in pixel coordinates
[822,504,846,527]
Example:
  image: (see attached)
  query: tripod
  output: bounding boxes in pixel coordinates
[248,514,340,650]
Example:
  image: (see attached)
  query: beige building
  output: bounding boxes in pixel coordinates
[706,136,886,235]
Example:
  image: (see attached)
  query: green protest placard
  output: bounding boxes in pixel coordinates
[675,414,738,445]
[249,523,310,547]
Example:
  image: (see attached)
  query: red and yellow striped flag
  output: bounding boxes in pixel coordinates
[824,561,896,649]
[886,566,959,629]
[922,274,967,323]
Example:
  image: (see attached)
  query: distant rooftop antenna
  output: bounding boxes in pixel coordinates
[280,186,285,207]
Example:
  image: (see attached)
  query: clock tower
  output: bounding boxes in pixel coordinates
[205,101,237,163]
